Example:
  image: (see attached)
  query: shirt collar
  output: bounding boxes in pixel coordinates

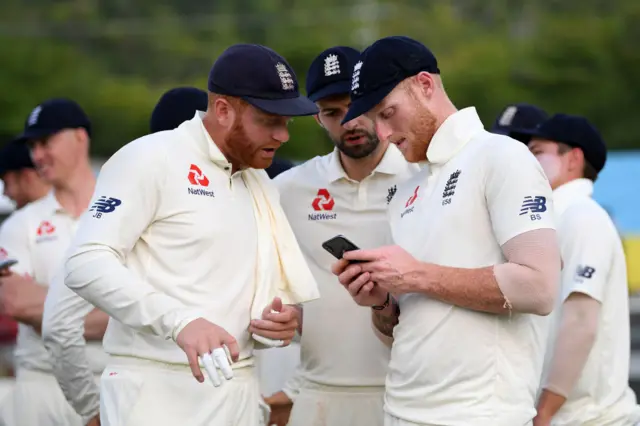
[552,178,594,214]
[181,111,234,171]
[327,143,409,183]
[44,191,65,214]
[426,107,485,165]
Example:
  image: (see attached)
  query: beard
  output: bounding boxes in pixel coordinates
[226,116,275,170]
[401,103,438,163]
[333,129,380,159]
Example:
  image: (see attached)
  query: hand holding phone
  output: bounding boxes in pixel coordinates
[322,235,365,264]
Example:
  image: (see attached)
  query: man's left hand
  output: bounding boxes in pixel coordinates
[249,297,299,346]
[0,272,46,323]
[341,245,422,295]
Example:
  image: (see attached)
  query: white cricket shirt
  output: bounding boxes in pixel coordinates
[544,178,640,425]
[0,192,106,374]
[273,145,420,388]
[386,108,556,425]
[64,113,260,368]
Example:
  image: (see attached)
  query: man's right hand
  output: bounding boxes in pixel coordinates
[331,259,388,307]
[264,391,293,426]
[176,318,240,383]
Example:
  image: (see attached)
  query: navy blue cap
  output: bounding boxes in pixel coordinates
[15,98,91,143]
[491,103,548,143]
[531,114,607,172]
[0,140,35,176]
[305,46,361,102]
[265,157,294,179]
[150,87,208,133]
[208,44,318,117]
[342,36,440,124]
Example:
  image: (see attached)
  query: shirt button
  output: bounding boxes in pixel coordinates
[224,167,230,171]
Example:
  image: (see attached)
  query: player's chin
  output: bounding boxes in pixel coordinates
[248,152,276,169]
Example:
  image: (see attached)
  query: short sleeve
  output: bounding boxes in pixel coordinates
[557,207,613,302]
[484,140,556,245]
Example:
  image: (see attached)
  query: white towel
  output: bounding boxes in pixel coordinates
[242,168,320,345]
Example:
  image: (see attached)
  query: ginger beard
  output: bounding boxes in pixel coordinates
[399,98,438,163]
[225,111,277,170]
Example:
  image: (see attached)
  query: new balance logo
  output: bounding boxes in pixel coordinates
[188,164,209,187]
[519,195,547,221]
[324,54,340,76]
[90,196,122,219]
[576,265,595,279]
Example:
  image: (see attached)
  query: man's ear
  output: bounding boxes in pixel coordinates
[314,114,324,128]
[214,97,235,128]
[414,72,436,99]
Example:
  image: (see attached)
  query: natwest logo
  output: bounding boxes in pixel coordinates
[35,220,58,242]
[36,221,55,236]
[188,164,209,187]
[401,185,420,218]
[312,189,334,211]
[309,188,337,221]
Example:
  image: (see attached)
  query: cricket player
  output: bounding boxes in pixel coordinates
[0,139,51,209]
[491,103,548,144]
[150,86,294,178]
[63,44,320,426]
[526,114,640,426]
[333,36,561,426]
[0,139,51,424]
[264,46,420,426]
[41,86,241,425]
[0,98,110,426]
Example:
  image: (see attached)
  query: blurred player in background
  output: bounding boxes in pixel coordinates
[491,102,548,143]
[528,114,640,426]
[0,98,109,426]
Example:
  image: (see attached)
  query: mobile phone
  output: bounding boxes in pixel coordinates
[322,235,364,263]
[0,259,18,270]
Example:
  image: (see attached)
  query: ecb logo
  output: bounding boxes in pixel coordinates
[89,196,122,219]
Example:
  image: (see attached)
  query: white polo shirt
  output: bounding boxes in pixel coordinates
[273,145,420,388]
[386,107,556,425]
[544,178,640,425]
[0,192,105,374]
[64,113,260,368]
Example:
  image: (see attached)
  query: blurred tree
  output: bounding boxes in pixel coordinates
[0,0,638,160]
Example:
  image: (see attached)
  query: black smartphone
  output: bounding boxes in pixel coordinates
[322,235,364,263]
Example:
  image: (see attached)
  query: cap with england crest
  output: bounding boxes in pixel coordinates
[491,103,548,143]
[305,46,361,102]
[208,44,318,117]
[342,36,440,124]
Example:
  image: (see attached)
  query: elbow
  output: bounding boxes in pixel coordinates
[530,274,558,317]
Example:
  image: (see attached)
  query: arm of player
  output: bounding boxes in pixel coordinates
[64,141,205,341]
[536,211,611,420]
[0,214,45,329]
[42,267,105,425]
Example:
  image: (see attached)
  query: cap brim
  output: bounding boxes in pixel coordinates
[243,95,319,117]
[13,128,57,143]
[308,81,352,103]
[341,82,397,124]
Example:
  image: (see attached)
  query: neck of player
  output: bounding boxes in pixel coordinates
[54,161,97,218]
[339,142,387,182]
